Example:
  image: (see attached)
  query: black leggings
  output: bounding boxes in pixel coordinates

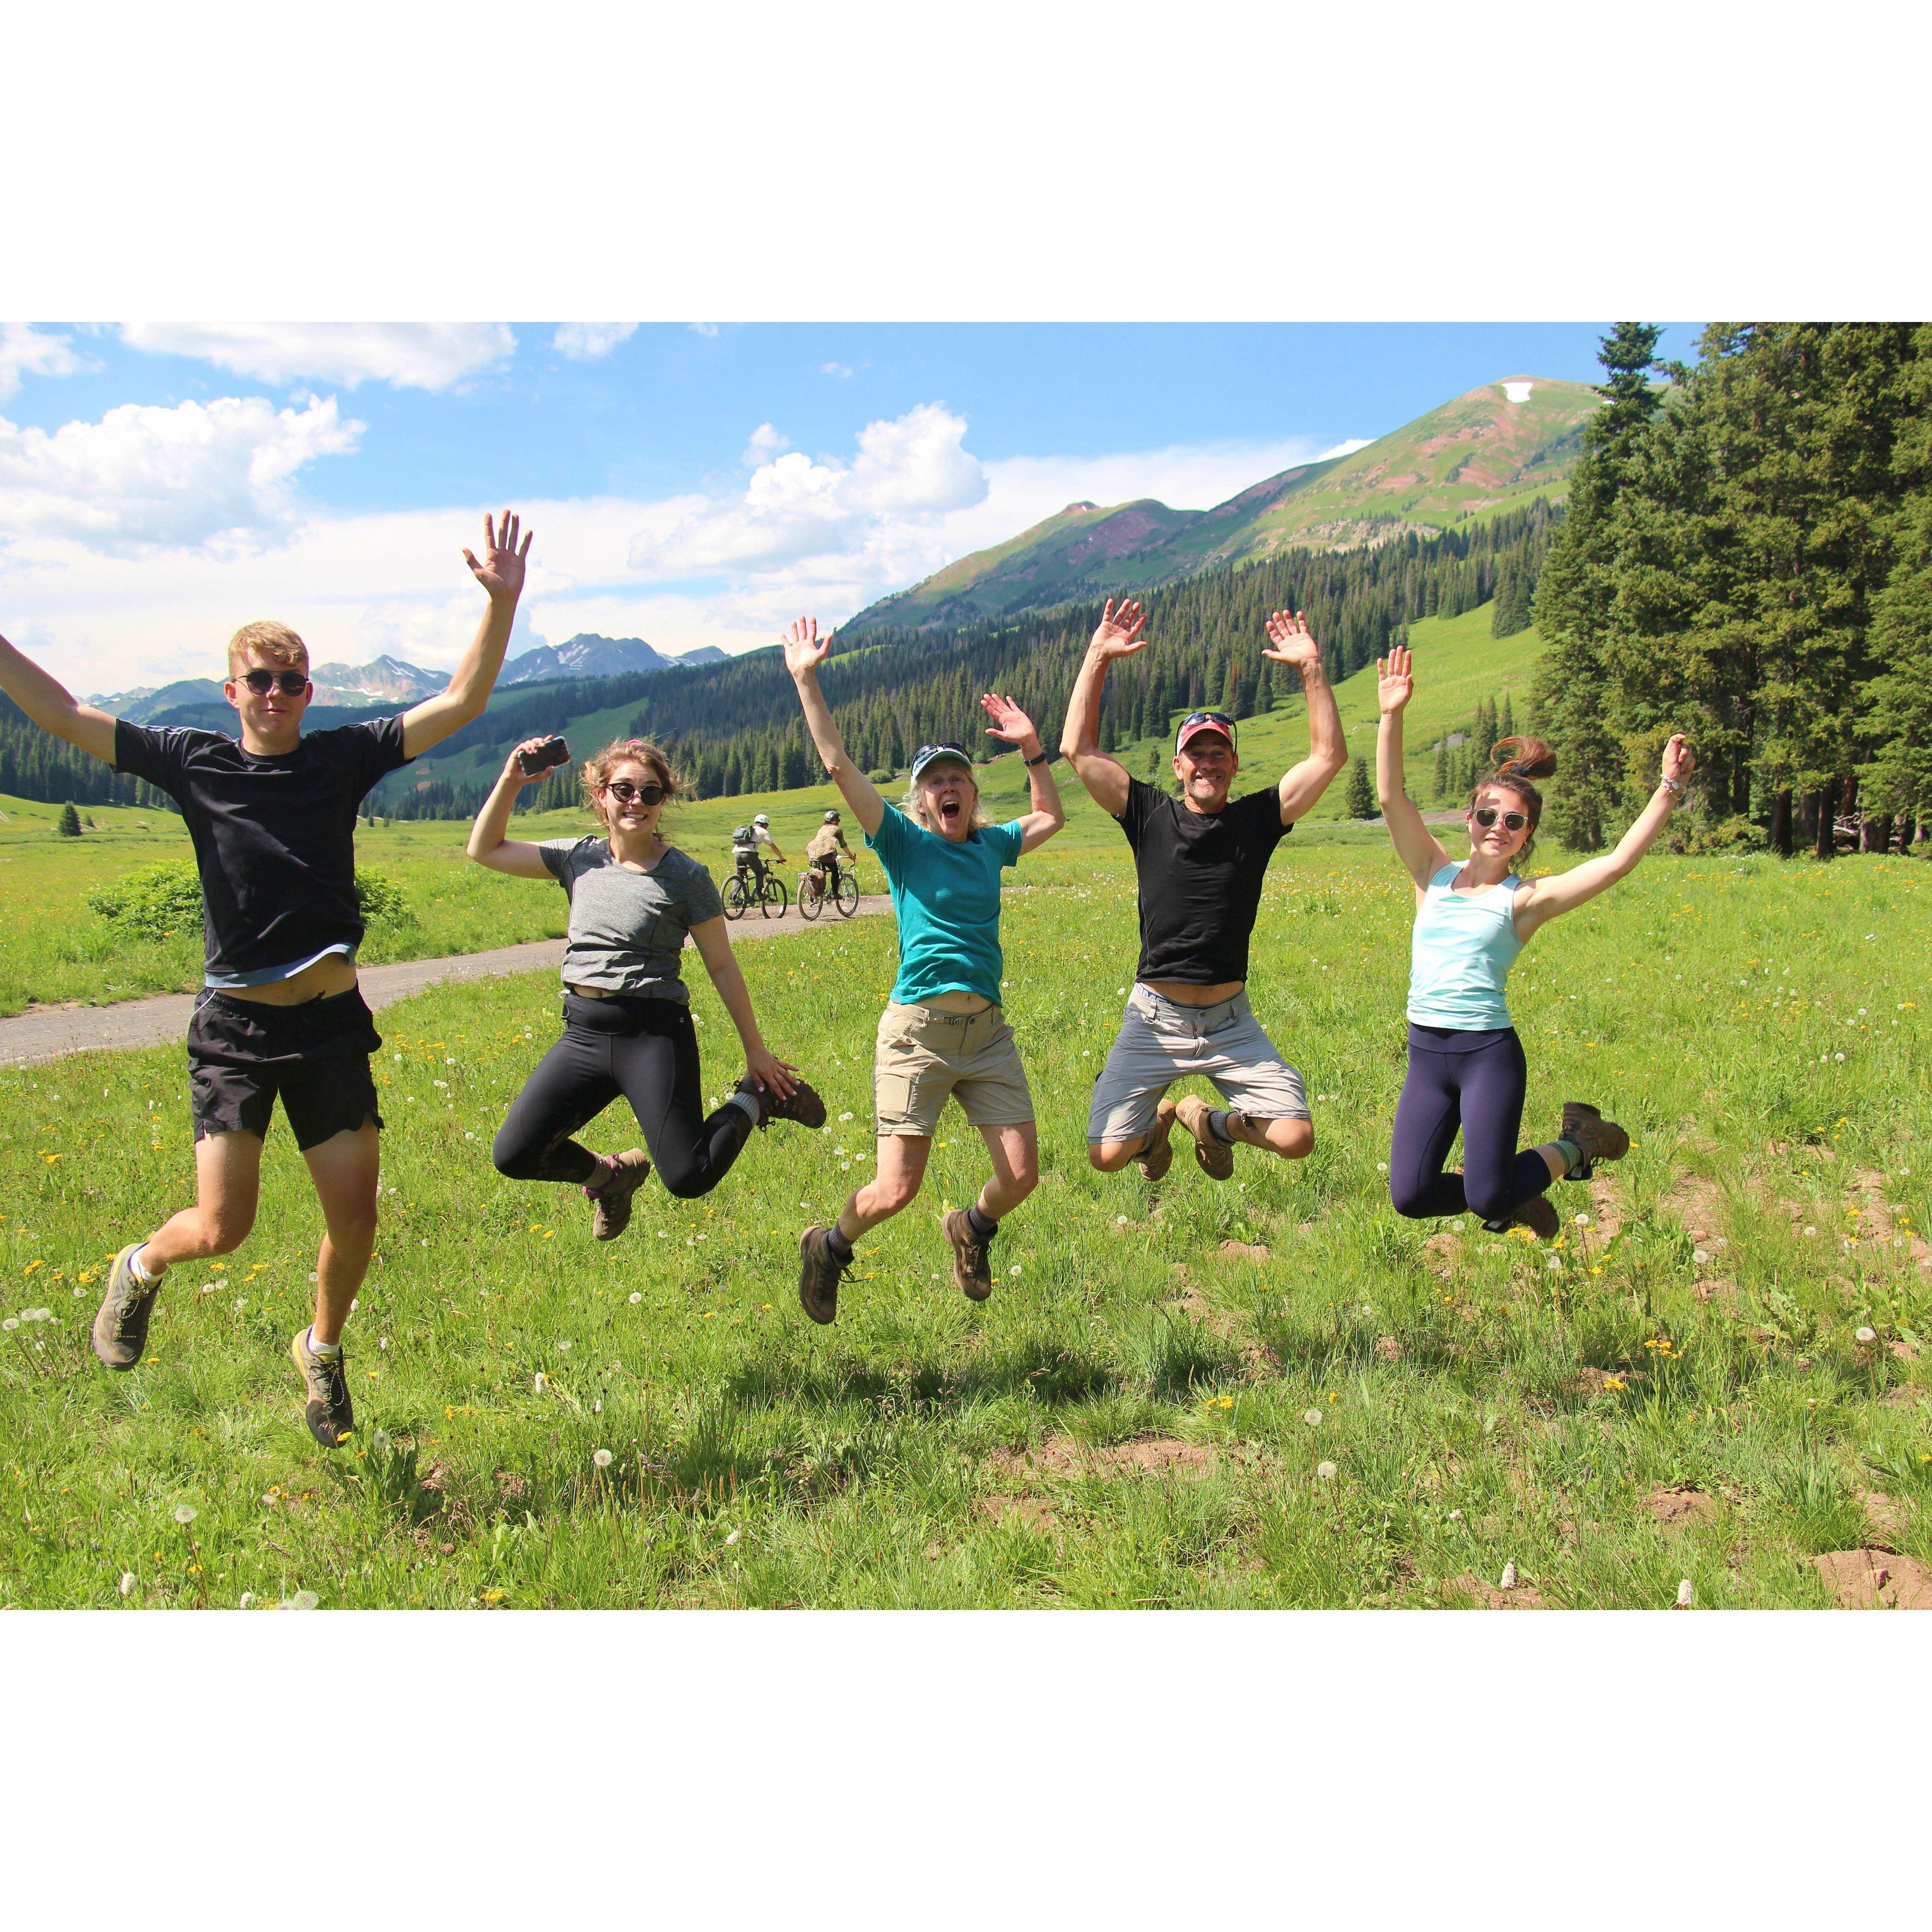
[493,994,752,1199]
[1388,1024,1554,1225]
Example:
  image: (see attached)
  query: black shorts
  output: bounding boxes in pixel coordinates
[186,986,385,1150]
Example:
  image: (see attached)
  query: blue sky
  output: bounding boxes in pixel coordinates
[0,322,1702,694]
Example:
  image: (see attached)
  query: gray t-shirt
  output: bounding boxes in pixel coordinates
[538,837,726,1002]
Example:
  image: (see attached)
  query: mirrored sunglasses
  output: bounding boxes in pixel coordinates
[604,779,667,805]
[1181,710,1235,731]
[240,668,310,696]
[1473,806,1529,832]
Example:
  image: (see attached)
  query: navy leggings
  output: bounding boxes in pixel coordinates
[493,993,752,1199]
[1388,1024,1554,1225]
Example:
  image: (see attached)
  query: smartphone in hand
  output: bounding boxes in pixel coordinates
[518,735,570,776]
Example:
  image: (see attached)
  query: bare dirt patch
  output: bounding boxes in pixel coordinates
[1812,1548,1932,1609]
[1857,1489,1912,1546]
[996,1434,1217,1480]
[1218,1240,1270,1264]
[1847,1169,1932,1268]
[1643,1485,1718,1529]
[979,1493,1058,1532]
[1446,1572,1549,1609]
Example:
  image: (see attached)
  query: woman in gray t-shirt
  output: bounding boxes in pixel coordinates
[467,735,824,1239]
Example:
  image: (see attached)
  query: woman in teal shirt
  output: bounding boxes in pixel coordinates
[1375,641,1693,1236]
[782,616,1065,1322]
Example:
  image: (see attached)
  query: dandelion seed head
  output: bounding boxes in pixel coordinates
[1855,1326,1877,1343]
[1303,1408,1322,1427]
[118,1573,135,1597]
[1316,1461,1337,1481]
[593,1449,614,1468]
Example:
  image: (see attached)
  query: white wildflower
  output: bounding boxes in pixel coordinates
[593,1449,614,1468]
[172,1505,197,1525]
[1500,1561,1517,1590]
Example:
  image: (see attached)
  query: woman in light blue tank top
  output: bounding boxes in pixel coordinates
[1374,643,1694,1236]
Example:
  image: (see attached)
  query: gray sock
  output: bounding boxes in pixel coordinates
[1206,1110,1237,1145]
[726,1088,762,1124]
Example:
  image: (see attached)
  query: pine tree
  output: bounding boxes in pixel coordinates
[1343,755,1375,820]
[56,801,82,837]
[1432,738,1449,801]
[1499,692,1515,740]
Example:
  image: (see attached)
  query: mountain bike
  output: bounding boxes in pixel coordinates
[725,863,788,920]
[798,861,861,920]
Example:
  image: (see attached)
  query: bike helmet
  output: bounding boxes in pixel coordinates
[823,809,840,823]
[753,813,770,827]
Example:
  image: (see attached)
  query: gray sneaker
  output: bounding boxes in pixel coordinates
[91,1243,162,1371]
[289,1327,355,1448]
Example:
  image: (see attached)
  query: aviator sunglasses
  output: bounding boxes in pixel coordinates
[238,668,311,696]
[603,777,667,806]
[1472,806,1530,832]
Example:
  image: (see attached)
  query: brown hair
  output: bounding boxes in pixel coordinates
[580,737,686,821]
[1468,735,1558,860]
[226,620,308,679]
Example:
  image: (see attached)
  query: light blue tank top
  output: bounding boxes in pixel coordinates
[1406,864,1523,1030]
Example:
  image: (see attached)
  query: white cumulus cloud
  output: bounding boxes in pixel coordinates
[632,403,987,578]
[552,322,639,361]
[0,395,363,552]
[0,325,85,400]
[116,323,515,391]
[820,361,853,378]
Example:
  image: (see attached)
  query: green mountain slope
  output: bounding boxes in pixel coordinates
[849,376,1598,632]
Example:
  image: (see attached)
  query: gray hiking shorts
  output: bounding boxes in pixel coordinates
[1086,984,1311,1146]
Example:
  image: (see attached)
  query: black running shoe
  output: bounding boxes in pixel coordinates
[289,1327,355,1447]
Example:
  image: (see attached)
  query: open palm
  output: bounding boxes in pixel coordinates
[1377,645,1414,715]
[463,510,532,601]
[781,616,832,679]
[1090,597,1151,660]
[980,691,1037,745]
[1262,608,1319,668]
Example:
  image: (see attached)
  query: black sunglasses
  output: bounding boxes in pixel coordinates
[1473,806,1529,832]
[240,668,310,696]
[604,778,667,806]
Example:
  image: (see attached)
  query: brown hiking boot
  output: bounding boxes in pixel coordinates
[585,1149,651,1241]
[92,1242,162,1371]
[797,1225,851,1325]
[1560,1101,1630,1181]
[738,1071,828,1131]
[289,1327,354,1448]
[943,1208,995,1302]
[1509,1194,1561,1239]
[1136,1099,1176,1182]
[1173,1095,1234,1181]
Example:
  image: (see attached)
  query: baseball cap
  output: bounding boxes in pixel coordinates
[908,741,973,784]
[1175,709,1237,754]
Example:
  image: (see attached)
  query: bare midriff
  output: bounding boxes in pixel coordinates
[1142,978,1243,1007]
[921,988,995,1015]
[220,952,360,1007]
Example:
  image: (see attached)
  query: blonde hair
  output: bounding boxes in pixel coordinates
[580,737,686,821]
[900,755,991,833]
[226,620,308,679]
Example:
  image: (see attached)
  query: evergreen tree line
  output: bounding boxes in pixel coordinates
[1430,692,1517,801]
[0,694,178,813]
[1533,321,1932,857]
[364,505,1561,819]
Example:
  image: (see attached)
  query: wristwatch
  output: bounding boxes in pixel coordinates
[1024,749,1052,767]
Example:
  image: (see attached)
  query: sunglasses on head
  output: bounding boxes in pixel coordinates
[239,668,310,696]
[1473,806,1529,833]
[603,778,667,806]
[1181,710,1235,731]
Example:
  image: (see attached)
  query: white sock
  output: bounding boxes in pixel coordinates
[306,1325,342,1359]
[128,1245,162,1284]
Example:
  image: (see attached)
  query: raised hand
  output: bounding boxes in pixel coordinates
[1662,732,1695,786]
[781,616,832,681]
[1376,645,1414,716]
[1089,597,1151,660]
[979,690,1039,747]
[463,510,532,602]
[1262,608,1320,669]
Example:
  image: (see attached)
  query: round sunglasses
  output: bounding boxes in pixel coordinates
[602,778,667,806]
[1472,806,1529,832]
[238,668,310,696]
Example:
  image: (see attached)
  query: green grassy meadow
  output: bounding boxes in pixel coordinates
[3,840,1929,1608]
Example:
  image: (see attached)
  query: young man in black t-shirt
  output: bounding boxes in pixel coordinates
[1061,596,1347,1183]
[0,511,532,1445]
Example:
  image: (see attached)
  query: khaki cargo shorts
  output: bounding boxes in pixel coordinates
[873,1000,1035,1136]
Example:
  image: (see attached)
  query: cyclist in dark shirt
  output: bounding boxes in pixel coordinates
[1061,596,1346,1185]
[0,511,532,1447]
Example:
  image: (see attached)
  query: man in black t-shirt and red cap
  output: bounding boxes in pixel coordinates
[0,510,532,1446]
[1061,596,1346,1184]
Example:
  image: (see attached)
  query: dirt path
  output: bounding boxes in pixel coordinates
[0,895,889,1068]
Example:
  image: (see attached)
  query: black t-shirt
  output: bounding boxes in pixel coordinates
[113,717,412,981]
[1114,776,1292,985]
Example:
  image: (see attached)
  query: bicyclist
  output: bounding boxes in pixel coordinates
[804,808,854,896]
[731,812,786,895]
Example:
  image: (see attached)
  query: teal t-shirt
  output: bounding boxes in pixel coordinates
[865,804,1024,1006]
